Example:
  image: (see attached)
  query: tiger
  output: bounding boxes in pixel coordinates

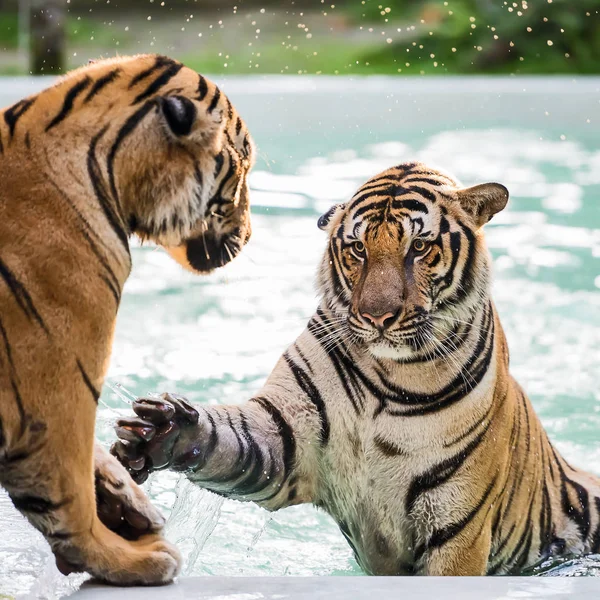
[113,161,600,576]
[0,54,255,584]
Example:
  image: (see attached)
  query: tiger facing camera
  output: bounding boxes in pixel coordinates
[114,162,600,576]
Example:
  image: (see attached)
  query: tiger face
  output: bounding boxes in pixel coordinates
[49,55,255,273]
[317,162,508,361]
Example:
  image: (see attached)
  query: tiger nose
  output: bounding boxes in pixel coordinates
[361,310,398,331]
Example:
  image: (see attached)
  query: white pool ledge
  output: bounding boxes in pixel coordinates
[72,576,599,599]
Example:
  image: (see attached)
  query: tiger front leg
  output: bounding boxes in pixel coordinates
[419,524,492,576]
[112,394,309,510]
[0,403,181,585]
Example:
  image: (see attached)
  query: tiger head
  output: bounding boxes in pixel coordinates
[47,55,256,273]
[316,162,508,361]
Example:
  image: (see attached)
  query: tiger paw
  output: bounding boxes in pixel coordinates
[54,528,181,585]
[94,443,166,539]
[112,393,204,482]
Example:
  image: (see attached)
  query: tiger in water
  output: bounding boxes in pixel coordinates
[113,162,600,575]
[0,54,255,584]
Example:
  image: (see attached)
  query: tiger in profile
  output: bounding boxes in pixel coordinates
[0,54,255,584]
[114,161,600,575]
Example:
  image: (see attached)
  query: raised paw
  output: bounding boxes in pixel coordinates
[112,393,202,483]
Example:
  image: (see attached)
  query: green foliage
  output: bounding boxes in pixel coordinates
[0,13,18,50]
[358,0,600,74]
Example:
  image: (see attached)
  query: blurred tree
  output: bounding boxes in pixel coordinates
[28,0,65,74]
[358,0,600,74]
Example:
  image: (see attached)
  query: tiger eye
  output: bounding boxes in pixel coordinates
[412,239,428,253]
[352,241,366,257]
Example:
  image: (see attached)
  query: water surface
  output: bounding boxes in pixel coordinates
[0,76,598,597]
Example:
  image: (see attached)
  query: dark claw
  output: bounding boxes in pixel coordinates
[111,440,140,466]
[131,469,150,485]
[55,553,84,576]
[145,421,180,469]
[163,393,200,424]
[123,508,150,532]
[115,419,156,443]
[127,456,146,471]
[133,398,176,424]
[97,494,123,531]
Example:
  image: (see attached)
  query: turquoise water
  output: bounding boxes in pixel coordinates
[0,77,599,596]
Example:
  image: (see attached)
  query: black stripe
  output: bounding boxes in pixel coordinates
[293,343,313,374]
[390,198,429,213]
[197,74,208,100]
[100,274,121,306]
[561,473,591,541]
[48,530,73,540]
[0,316,26,436]
[252,396,296,486]
[405,185,437,203]
[405,423,489,515]
[46,77,92,131]
[76,359,100,403]
[386,304,494,417]
[443,395,494,448]
[231,413,266,495]
[352,199,389,220]
[88,125,131,253]
[373,435,406,457]
[451,221,477,303]
[0,257,49,333]
[403,176,448,188]
[0,128,4,153]
[43,173,122,304]
[129,55,175,88]
[437,231,462,294]
[235,117,242,136]
[202,411,249,487]
[10,494,67,514]
[84,69,121,103]
[132,62,183,105]
[283,352,329,444]
[548,441,592,541]
[203,412,219,461]
[315,324,363,415]
[488,523,516,573]
[349,178,406,208]
[4,98,35,138]
[414,476,497,562]
[207,86,221,113]
[591,497,600,553]
[213,151,225,178]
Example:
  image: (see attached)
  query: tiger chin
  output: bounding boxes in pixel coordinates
[113,162,600,576]
[0,54,255,585]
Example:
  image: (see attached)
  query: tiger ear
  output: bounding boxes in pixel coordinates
[318,203,346,231]
[159,95,197,136]
[456,183,509,228]
[159,95,225,148]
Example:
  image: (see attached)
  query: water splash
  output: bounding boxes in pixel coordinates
[525,554,600,577]
[103,382,225,575]
[165,477,224,576]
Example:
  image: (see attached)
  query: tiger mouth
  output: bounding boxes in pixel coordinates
[185,232,246,273]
